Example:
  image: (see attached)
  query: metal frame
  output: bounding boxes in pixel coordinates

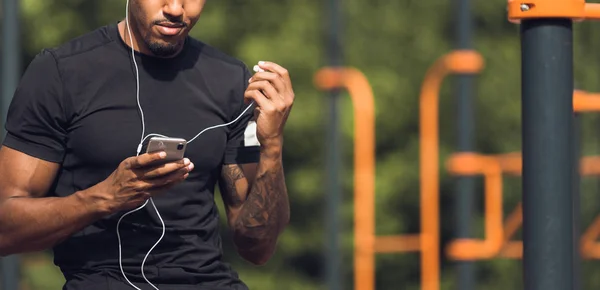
[506,0,600,288]
[1,0,22,288]
[453,0,476,287]
[324,0,343,289]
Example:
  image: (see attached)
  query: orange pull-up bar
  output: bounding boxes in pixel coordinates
[314,67,376,290]
[508,0,600,23]
[313,50,484,290]
[419,50,483,290]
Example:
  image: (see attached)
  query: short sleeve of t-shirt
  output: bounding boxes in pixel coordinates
[222,66,260,165]
[3,50,69,163]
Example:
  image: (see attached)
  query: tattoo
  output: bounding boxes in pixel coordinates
[219,154,290,263]
[219,164,247,207]
[234,157,289,243]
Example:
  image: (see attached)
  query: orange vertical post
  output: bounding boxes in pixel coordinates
[314,67,376,290]
[419,50,483,290]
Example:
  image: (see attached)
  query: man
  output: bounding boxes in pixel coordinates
[0,0,292,289]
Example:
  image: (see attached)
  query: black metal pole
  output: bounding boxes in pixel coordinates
[453,0,476,287]
[1,0,22,289]
[521,18,574,290]
[2,0,21,136]
[325,0,342,289]
[572,113,581,290]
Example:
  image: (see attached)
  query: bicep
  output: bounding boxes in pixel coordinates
[218,163,258,224]
[0,50,68,201]
[0,146,60,200]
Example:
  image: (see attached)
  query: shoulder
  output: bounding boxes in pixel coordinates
[41,24,118,63]
[187,38,251,77]
[19,24,121,113]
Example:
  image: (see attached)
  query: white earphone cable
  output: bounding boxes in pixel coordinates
[119,1,255,289]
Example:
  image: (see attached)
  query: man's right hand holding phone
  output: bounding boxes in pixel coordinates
[91,151,194,213]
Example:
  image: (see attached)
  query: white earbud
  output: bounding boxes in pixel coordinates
[253,64,265,73]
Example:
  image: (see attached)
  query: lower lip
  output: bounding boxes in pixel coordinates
[157,25,183,36]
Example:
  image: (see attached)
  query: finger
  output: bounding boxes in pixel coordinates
[257,61,291,85]
[142,158,193,179]
[247,81,287,111]
[143,166,191,190]
[126,151,167,169]
[249,72,286,94]
[148,171,190,195]
[244,89,274,111]
[247,80,280,101]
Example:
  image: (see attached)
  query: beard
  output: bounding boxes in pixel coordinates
[143,32,183,58]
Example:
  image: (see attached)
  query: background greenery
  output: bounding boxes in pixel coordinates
[3,0,600,289]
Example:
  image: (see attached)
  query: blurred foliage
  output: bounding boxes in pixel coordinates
[4,0,600,289]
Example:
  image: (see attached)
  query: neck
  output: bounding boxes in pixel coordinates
[118,20,152,55]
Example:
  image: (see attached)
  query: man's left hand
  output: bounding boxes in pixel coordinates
[244,61,294,148]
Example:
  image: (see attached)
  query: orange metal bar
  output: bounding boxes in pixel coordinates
[581,156,600,175]
[495,153,600,176]
[495,152,522,175]
[500,241,524,259]
[584,3,600,19]
[491,154,524,259]
[507,0,585,23]
[419,50,483,290]
[573,90,600,112]
[374,235,421,253]
[445,153,504,259]
[499,203,523,258]
[502,203,522,244]
[581,216,600,259]
[314,67,376,290]
[507,0,600,23]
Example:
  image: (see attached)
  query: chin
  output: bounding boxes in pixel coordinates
[145,38,184,57]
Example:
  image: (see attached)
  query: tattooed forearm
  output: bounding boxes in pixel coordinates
[235,162,288,233]
[219,153,290,264]
[235,161,289,263]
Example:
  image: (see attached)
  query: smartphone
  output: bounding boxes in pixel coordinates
[146,137,187,162]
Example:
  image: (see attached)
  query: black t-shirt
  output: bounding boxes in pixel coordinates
[3,23,260,289]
